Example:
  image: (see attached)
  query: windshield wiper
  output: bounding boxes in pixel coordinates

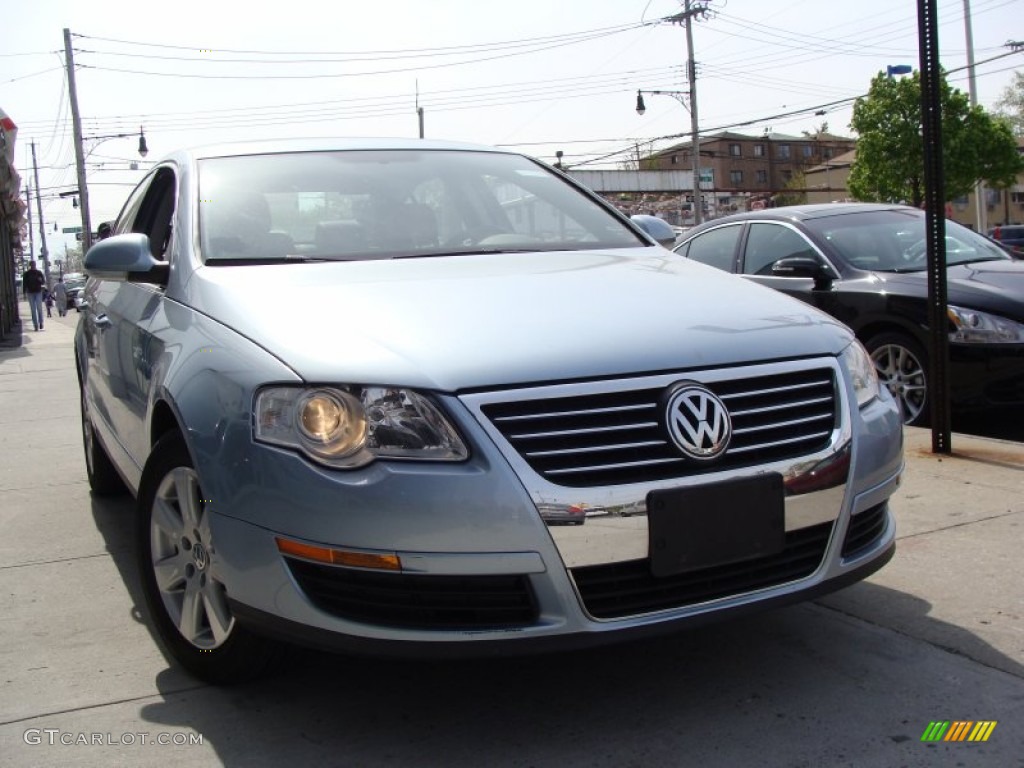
[392,248,543,259]
[207,254,327,265]
[947,257,1006,267]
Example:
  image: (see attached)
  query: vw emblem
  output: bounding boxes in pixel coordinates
[665,384,732,461]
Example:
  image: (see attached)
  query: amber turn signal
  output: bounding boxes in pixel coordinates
[276,537,401,571]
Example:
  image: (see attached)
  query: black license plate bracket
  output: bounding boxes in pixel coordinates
[646,473,785,578]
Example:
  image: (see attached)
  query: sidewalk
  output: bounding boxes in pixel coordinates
[0,297,1021,766]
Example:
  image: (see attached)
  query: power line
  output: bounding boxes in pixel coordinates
[76,28,644,80]
[73,23,652,56]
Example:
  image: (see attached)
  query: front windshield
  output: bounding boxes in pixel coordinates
[197,149,643,263]
[803,209,1012,273]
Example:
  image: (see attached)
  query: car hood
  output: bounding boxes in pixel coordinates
[184,249,853,390]
[873,259,1024,319]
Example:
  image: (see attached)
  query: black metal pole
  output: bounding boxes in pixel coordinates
[917,0,952,453]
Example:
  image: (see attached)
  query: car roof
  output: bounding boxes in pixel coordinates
[707,203,922,225]
[160,137,517,163]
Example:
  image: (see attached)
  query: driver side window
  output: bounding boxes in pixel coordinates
[117,167,177,260]
[742,223,818,276]
[134,169,177,259]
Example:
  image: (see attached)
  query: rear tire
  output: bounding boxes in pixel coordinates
[137,432,282,684]
[866,332,929,426]
[80,388,128,496]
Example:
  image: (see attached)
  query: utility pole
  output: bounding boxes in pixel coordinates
[415,80,425,139]
[635,4,711,223]
[655,2,706,224]
[30,141,51,285]
[24,186,34,271]
[683,0,702,225]
[963,0,986,233]
[64,28,93,253]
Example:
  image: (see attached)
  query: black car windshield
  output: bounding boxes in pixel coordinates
[197,149,644,263]
[803,209,1012,272]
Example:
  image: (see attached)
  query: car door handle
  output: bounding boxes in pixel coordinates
[94,314,112,329]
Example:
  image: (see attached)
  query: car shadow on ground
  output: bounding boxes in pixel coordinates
[129,588,1022,765]
[952,405,1024,443]
[84,488,1024,766]
[89,492,149,636]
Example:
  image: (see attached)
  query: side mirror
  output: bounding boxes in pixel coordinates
[630,214,677,249]
[771,256,834,290]
[84,233,170,285]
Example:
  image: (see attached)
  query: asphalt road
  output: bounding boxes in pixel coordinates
[1,307,1021,767]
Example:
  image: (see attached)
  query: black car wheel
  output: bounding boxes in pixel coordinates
[80,387,128,496]
[866,333,928,426]
[137,432,281,683]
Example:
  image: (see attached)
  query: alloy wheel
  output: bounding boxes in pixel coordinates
[870,342,927,425]
[149,467,235,649]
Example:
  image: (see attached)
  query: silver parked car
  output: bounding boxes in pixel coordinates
[76,139,903,683]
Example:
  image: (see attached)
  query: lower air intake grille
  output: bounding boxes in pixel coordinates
[286,558,538,630]
[570,521,833,619]
[841,503,889,558]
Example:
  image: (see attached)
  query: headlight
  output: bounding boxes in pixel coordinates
[255,386,468,468]
[841,340,881,408]
[947,305,1024,343]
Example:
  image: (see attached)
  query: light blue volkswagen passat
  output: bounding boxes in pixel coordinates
[76,139,903,683]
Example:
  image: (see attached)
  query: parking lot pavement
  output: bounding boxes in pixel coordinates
[1,301,1021,767]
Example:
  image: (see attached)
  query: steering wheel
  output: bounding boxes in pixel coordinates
[901,240,928,264]
[446,225,506,248]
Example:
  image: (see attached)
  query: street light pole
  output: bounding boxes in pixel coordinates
[636,89,698,221]
[636,1,707,225]
[65,28,150,254]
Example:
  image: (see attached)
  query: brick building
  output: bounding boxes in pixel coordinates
[644,130,857,217]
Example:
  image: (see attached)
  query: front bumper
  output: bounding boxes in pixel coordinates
[202,358,903,654]
[229,530,895,659]
[950,343,1024,408]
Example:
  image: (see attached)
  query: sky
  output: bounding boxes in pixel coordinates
[3,0,1021,262]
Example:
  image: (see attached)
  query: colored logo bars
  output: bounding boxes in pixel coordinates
[921,721,997,742]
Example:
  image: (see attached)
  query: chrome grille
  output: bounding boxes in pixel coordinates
[479,367,838,487]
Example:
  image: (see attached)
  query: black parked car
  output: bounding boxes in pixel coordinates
[673,204,1024,425]
[988,224,1024,257]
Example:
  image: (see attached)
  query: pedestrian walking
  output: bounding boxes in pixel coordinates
[44,287,54,318]
[21,260,46,331]
[53,278,68,317]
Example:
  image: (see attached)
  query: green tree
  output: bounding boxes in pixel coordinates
[994,71,1024,137]
[848,70,1023,206]
[774,171,807,207]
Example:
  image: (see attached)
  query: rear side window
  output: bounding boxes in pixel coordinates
[682,225,742,272]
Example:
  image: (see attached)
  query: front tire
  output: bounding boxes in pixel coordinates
[866,332,929,426]
[137,432,281,683]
